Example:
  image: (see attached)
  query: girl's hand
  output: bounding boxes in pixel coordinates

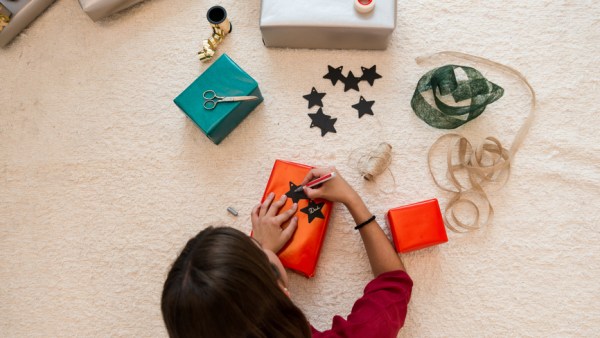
[251,193,298,253]
[301,167,359,206]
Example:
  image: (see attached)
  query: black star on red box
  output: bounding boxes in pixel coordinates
[301,200,325,223]
[285,181,309,203]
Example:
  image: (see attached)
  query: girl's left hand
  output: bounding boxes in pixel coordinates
[251,192,298,253]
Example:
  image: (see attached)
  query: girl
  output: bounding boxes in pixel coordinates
[161,167,412,338]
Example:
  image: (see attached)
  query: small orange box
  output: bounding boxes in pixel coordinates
[386,199,448,253]
[260,160,333,278]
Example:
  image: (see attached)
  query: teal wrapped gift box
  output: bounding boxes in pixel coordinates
[174,54,263,144]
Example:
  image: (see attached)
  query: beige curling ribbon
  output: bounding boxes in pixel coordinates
[417,51,536,232]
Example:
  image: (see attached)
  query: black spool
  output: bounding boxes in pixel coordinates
[206,6,232,33]
[207,6,226,24]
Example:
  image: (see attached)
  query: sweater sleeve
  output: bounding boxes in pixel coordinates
[311,270,413,338]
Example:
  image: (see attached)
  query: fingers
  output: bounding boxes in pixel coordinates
[274,203,298,224]
[251,203,260,225]
[268,194,288,217]
[301,167,337,185]
[303,186,322,200]
[260,192,275,217]
[300,170,317,186]
[281,216,299,243]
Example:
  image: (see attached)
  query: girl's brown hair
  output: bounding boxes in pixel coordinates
[161,226,311,338]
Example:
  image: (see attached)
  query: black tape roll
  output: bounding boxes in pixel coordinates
[206,5,231,34]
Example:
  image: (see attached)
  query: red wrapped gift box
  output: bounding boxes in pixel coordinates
[386,199,448,253]
[259,160,333,278]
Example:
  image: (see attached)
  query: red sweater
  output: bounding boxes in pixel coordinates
[311,270,413,338]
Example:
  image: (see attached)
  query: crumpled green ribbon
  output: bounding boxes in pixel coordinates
[411,65,504,129]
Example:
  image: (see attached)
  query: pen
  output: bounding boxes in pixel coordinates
[294,172,336,192]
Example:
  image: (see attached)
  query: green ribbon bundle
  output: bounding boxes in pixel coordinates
[411,65,504,129]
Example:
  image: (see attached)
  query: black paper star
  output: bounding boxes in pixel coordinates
[300,200,325,223]
[343,70,361,92]
[323,65,345,86]
[308,108,337,137]
[302,87,326,109]
[351,96,375,118]
[360,65,382,86]
[285,181,309,203]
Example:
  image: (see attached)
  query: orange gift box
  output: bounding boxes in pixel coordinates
[259,160,333,278]
[386,199,448,253]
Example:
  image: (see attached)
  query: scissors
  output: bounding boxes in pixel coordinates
[203,90,259,110]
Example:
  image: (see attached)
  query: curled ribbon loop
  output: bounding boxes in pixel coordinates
[411,65,504,129]
[420,51,536,232]
[428,134,509,232]
[198,25,230,62]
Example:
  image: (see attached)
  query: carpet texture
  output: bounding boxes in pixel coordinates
[1,0,599,336]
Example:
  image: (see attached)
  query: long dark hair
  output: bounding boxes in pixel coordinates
[161,227,311,338]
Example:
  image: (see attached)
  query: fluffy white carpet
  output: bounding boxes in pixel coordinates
[1,0,599,336]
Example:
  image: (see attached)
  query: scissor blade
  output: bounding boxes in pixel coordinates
[221,96,259,102]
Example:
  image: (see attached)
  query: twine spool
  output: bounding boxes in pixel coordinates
[357,142,393,181]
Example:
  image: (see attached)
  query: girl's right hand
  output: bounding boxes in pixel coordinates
[301,167,359,206]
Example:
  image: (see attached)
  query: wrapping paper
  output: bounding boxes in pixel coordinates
[173,54,263,145]
[78,0,145,21]
[0,0,56,47]
[260,0,396,50]
[386,199,448,253]
[260,160,333,278]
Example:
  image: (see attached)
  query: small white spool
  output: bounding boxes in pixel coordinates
[354,0,375,13]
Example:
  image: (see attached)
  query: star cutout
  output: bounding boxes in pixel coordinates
[285,181,309,203]
[351,96,375,118]
[308,108,337,137]
[343,70,361,92]
[360,65,382,86]
[302,87,326,109]
[323,65,345,86]
[300,200,325,223]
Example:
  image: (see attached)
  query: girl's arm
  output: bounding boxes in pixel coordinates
[302,167,405,276]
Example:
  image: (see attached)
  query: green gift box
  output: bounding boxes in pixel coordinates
[174,54,263,144]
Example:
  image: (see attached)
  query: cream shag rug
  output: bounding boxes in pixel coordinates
[1,0,599,336]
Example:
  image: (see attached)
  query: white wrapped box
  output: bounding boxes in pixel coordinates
[260,0,397,50]
[79,0,145,21]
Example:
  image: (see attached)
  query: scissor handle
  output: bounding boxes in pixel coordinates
[204,100,217,110]
[203,90,217,100]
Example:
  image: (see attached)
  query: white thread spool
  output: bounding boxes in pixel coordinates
[354,0,375,14]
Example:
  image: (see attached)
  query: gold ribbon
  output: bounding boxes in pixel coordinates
[0,15,9,32]
[0,4,10,33]
[419,51,536,232]
[198,22,231,62]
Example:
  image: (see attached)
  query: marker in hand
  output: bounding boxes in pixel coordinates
[294,172,336,192]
